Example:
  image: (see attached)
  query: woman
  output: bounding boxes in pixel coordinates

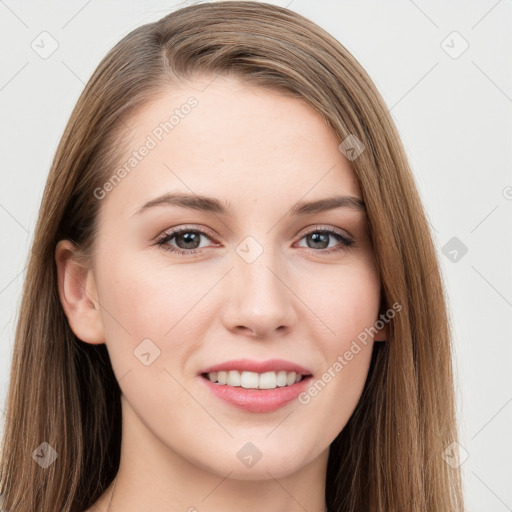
[0,2,465,511]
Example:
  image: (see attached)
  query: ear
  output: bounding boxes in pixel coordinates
[373,311,389,342]
[373,322,388,342]
[55,240,105,344]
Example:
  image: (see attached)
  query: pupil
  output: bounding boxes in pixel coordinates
[178,232,200,249]
[309,232,328,249]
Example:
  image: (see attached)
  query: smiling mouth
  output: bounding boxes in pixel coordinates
[201,370,312,390]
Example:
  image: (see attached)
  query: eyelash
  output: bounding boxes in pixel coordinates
[155,225,355,256]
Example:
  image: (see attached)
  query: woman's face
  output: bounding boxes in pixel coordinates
[77,75,384,480]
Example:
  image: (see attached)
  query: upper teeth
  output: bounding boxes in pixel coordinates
[206,370,303,389]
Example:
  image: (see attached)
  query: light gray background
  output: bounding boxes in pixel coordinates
[1,1,511,510]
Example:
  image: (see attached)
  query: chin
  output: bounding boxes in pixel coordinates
[215,460,306,482]
[201,443,314,481]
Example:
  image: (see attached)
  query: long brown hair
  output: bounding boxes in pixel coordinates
[0,2,465,510]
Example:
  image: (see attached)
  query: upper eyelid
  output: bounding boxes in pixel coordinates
[158,225,217,241]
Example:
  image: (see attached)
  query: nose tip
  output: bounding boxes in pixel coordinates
[223,257,297,339]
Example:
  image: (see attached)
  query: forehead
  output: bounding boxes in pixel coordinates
[102,76,361,216]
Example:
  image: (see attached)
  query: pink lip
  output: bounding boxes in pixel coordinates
[199,358,312,375]
[198,359,314,413]
[199,374,312,413]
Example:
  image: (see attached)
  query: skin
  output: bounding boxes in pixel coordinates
[56,75,387,512]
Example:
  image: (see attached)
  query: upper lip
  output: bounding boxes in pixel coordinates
[199,358,312,376]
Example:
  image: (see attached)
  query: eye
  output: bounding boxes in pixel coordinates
[155,225,355,256]
[295,226,355,254]
[155,226,217,255]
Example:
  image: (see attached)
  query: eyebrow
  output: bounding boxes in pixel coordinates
[133,192,366,217]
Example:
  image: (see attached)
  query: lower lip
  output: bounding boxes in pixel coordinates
[199,374,312,413]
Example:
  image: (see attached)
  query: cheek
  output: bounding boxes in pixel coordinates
[95,249,210,336]
[301,258,381,343]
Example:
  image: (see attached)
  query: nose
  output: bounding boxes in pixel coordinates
[221,247,297,339]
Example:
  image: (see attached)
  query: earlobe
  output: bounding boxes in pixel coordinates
[55,240,105,345]
[373,314,389,342]
[374,326,388,342]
